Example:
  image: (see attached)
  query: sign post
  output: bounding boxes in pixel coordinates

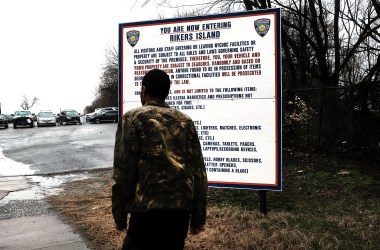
[119,9,282,193]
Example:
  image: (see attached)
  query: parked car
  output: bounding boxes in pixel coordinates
[0,114,9,129]
[36,110,56,127]
[56,109,82,125]
[86,107,118,122]
[88,110,118,123]
[96,107,118,112]
[85,111,96,122]
[13,110,35,128]
[5,114,14,123]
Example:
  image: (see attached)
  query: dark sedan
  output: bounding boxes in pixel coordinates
[0,114,9,129]
[5,114,14,123]
[88,110,118,123]
[56,109,82,125]
[13,110,34,128]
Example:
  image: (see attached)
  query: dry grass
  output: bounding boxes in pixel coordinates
[46,151,380,250]
[47,173,311,250]
[185,207,312,250]
[47,173,124,250]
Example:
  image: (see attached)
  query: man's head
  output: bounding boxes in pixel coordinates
[141,69,171,104]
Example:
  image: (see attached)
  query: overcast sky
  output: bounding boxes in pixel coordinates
[0,0,165,114]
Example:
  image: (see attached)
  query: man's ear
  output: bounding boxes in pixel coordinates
[141,86,146,97]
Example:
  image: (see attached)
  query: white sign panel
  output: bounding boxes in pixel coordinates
[119,9,282,190]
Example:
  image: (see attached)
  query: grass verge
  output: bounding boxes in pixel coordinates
[46,149,379,249]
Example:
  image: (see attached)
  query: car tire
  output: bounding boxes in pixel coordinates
[5,125,8,128]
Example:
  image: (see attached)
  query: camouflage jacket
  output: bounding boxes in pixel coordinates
[112,101,208,230]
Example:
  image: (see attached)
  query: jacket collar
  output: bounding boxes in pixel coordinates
[144,100,170,108]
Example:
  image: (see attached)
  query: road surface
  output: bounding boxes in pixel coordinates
[0,122,117,219]
[0,122,117,176]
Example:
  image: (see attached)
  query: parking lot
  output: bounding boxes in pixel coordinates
[0,122,117,175]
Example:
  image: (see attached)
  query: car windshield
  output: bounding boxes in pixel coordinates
[66,111,79,116]
[0,115,5,119]
[38,112,54,117]
[15,111,31,116]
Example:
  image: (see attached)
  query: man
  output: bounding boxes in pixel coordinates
[112,69,208,250]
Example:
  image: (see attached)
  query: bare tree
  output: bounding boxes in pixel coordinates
[237,0,380,149]
[137,0,380,155]
[84,45,119,114]
[138,0,245,15]
[20,95,39,110]
[372,0,380,16]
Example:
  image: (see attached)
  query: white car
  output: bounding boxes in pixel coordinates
[37,110,56,127]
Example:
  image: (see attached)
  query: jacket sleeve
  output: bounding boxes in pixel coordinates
[112,115,139,229]
[189,123,208,228]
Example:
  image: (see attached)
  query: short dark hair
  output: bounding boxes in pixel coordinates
[142,69,171,99]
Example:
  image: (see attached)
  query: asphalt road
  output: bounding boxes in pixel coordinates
[0,116,118,248]
[0,121,117,217]
[0,122,117,176]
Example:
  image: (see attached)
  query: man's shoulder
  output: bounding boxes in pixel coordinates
[122,106,147,118]
[171,109,193,122]
[123,105,194,124]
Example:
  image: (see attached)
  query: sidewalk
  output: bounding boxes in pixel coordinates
[0,175,90,250]
[0,214,90,250]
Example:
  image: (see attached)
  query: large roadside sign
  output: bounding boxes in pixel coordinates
[119,9,282,190]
